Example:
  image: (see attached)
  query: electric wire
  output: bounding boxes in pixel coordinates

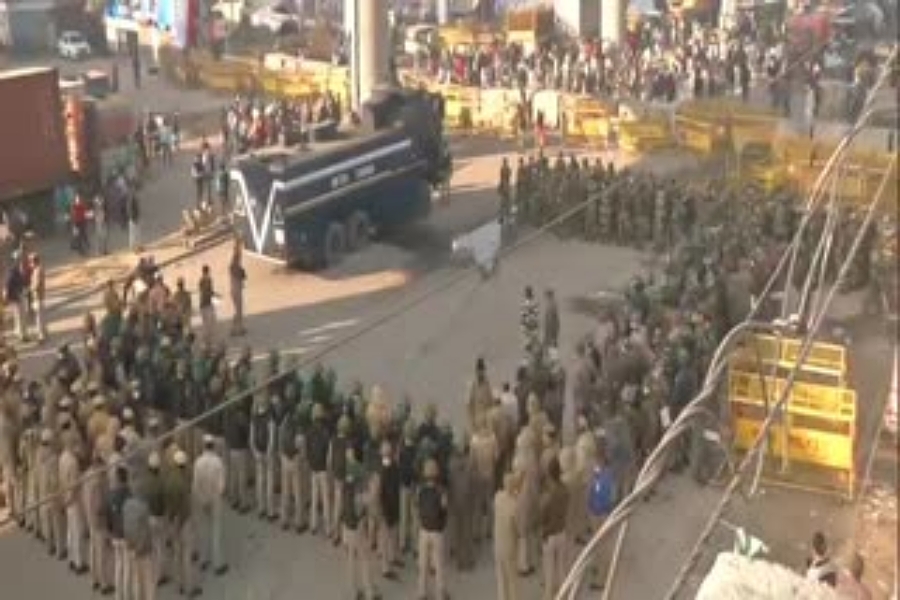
[558,46,899,599]
[0,150,631,529]
[662,153,896,600]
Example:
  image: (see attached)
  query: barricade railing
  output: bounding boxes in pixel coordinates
[728,368,857,498]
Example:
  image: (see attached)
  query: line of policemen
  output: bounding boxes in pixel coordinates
[499,149,895,314]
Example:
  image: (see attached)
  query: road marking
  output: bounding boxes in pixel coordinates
[297,319,359,338]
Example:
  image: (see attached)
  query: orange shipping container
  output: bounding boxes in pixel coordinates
[0,67,70,200]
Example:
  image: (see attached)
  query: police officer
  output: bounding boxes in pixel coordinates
[328,414,351,544]
[341,448,380,600]
[166,449,199,597]
[250,399,276,520]
[513,428,540,576]
[416,458,448,600]
[377,439,402,579]
[494,471,520,600]
[278,401,304,532]
[143,452,169,586]
[59,430,86,573]
[193,434,228,575]
[37,428,64,559]
[83,452,112,593]
[447,438,475,571]
[397,420,418,555]
[307,403,331,536]
[540,457,569,600]
[469,417,498,544]
[224,392,251,512]
[106,465,131,600]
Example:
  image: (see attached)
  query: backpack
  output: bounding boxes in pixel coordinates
[588,467,616,517]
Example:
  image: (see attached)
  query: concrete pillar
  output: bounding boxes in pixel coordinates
[719,0,738,31]
[347,0,390,110]
[437,0,450,25]
[600,0,625,46]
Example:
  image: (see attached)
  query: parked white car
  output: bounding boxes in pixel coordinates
[249,3,299,34]
[57,30,91,59]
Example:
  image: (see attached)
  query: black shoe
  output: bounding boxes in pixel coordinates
[391,559,404,569]
[201,561,209,572]
[76,565,88,575]
[179,586,186,595]
[101,586,114,596]
[258,512,267,521]
[214,565,229,576]
[382,571,398,581]
[158,576,170,587]
[47,546,55,557]
[296,525,308,535]
[92,582,100,591]
[189,587,202,598]
[268,515,277,523]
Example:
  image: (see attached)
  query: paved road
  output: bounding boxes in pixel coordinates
[2,130,895,598]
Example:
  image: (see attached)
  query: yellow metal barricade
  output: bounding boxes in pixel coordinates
[618,119,673,153]
[729,333,848,387]
[674,114,725,155]
[728,369,857,497]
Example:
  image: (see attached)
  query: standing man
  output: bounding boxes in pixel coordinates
[37,428,64,559]
[543,288,560,351]
[94,191,109,255]
[142,452,169,587]
[307,403,331,537]
[377,440,402,579]
[447,439,475,571]
[250,400,276,521]
[278,403,304,532]
[191,154,205,207]
[166,450,199,597]
[29,253,47,342]
[4,253,29,342]
[123,482,155,600]
[520,286,540,358]
[494,472,520,600]
[328,415,351,545]
[416,458,448,600]
[59,434,87,573]
[469,419,498,544]
[224,402,250,512]
[193,435,228,575]
[106,466,131,600]
[229,245,247,337]
[342,448,379,600]
[83,452,112,593]
[127,191,141,252]
[539,457,569,600]
[198,265,217,344]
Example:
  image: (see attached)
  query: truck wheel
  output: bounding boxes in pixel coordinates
[323,221,346,268]
[346,211,371,252]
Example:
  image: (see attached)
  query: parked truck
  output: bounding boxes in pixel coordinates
[0,67,70,236]
[230,87,450,268]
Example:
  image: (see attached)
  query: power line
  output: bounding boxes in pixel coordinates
[663,153,897,600]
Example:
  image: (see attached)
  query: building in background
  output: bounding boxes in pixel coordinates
[553,0,600,37]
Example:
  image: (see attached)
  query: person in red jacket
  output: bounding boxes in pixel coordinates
[70,194,89,255]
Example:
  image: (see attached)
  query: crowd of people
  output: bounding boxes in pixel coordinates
[219,92,343,156]
[0,146,888,600]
